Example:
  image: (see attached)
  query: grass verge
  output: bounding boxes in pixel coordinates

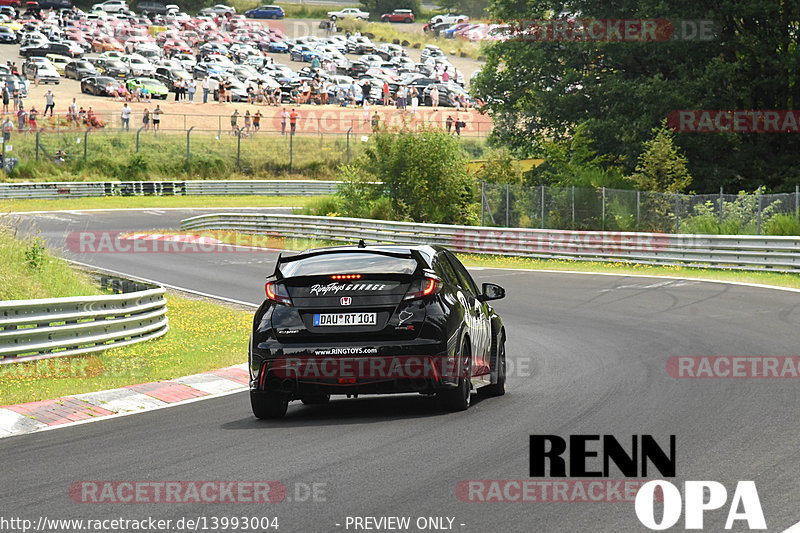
[0,221,100,299]
[1,195,318,213]
[0,294,252,405]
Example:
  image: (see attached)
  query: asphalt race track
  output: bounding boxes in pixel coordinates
[3,209,800,532]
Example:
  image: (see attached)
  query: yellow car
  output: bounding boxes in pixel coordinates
[0,16,22,32]
[46,54,72,76]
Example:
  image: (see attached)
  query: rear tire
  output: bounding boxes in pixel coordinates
[436,341,471,411]
[251,390,288,419]
[481,334,506,397]
[301,394,330,405]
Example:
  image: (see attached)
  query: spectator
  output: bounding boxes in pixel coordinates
[371,111,379,131]
[16,103,25,132]
[442,68,450,83]
[67,97,77,124]
[382,81,390,106]
[458,92,469,111]
[253,109,261,132]
[445,114,453,133]
[28,106,38,131]
[12,85,19,112]
[2,83,8,114]
[246,84,254,104]
[454,118,464,136]
[224,78,233,103]
[2,117,12,143]
[174,78,182,101]
[410,86,418,115]
[218,79,226,103]
[142,107,150,131]
[142,86,151,103]
[121,102,131,131]
[32,63,39,86]
[230,108,239,134]
[78,107,86,124]
[43,89,54,118]
[280,106,288,134]
[86,107,103,128]
[430,85,439,110]
[243,110,251,134]
[202,76,210,103]
[289,107,298,134]
[152,105,162,131]
[187,78,196,102]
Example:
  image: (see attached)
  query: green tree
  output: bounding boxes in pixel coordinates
[359,0,422,18]
[355,129,478,224]
[473,0,800,192]
[628,124,692,193]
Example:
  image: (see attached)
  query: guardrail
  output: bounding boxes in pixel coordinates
[0,180,340,200]
[0,275,169,364]
[180,213,800,273]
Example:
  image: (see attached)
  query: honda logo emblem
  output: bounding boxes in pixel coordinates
[340,297,352,306]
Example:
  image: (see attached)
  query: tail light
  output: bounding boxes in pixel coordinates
[403,277,439,300]
[265,281,292,306]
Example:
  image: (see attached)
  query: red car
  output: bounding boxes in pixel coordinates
[0,0,22,7]
[380,9,414,23]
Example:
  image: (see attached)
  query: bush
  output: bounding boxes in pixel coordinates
[764,213,800,236]
[354,129,478,225]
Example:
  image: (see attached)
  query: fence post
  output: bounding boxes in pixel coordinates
[35,130,39,161]
[1,135,5,174]
[505,182,510,227]
[757,186,762,235]
[480,180,484,226]
[83,129,89,160]
[601,186,606,231]
[540,184,545,229]
[289,128,294,173]
[719,186,723,225]
[186,126,194,160]
[636,190,640,230]
[346,126,352,163]
[218,115,221,139]
[236,128,241,169]
[674,193,680,233]
[795,184,798,217]
[571,185,575,230]
[136,125,144,152]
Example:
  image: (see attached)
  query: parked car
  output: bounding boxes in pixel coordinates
[119,54,156,76]
[428,13,468,26]
[199,4,235,15]
[245,4,283,19]
[136,0,166,15]
[126,76,168,98]
[0,25,17,43]
[22,57,60,83]
[80,75,118,96]
[20,41,81,58]
[375,43,407,60]
[423,82,472,107]
[327,7,368,21]
[91,0,129,13]
[88,57,130,78]
[0,0,21,7]
[152,65,190,90]
[44,53,70,75]
[64,59,99,80]
[381,9,414,23]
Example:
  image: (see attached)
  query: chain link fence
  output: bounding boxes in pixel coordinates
[480,183,800,234]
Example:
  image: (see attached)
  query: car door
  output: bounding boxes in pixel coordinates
[444,250,492,380]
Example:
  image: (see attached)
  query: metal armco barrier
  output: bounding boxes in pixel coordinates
[0,277,169,364]
[180,213,800,273]
[0,180,341,200]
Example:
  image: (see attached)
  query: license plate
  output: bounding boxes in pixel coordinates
[314,313,376,326]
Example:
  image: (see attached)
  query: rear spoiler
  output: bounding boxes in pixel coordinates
[270,248,428,281]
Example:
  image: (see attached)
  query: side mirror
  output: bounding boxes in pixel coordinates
[479,282,505,302]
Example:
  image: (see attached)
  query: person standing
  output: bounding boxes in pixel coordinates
[16,103,26,132]
[410,86,418,115]
[445,114,453,134]
[253,109,261,132]
[230,108,239,134]
[371,111,379,131]
[32,63,39,86]
[142,107,150,131]
[243,110,251,134]
[174,78,181,101]
[280,106,287,135]
[218,79,225,103]
[28,106,38,131]
[224,78,233,103]
[2,83,8,114]
[152,105,162,131]
[44,89,55,117]
[430,84,439,110]
[2,116,12,143]
[289,108,298,135]
[121,102,131,131]
[187,78,196,102]
[382,80,390,106]
[202,76,209,103]
[68,97,77,125]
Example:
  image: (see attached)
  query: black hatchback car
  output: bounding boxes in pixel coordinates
[249,244,507,419]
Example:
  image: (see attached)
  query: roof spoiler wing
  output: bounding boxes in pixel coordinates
[270,248,429,279]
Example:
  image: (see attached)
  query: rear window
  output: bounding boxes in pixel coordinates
[280,252,417,278]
